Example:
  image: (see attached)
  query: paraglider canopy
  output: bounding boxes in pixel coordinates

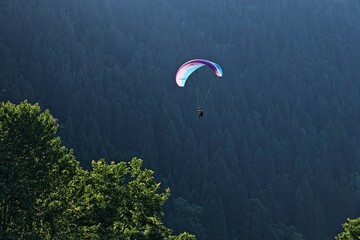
[176,59,223,87]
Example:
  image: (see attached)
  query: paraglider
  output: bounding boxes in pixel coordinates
[176,59,223,119]
[175,59,223,87]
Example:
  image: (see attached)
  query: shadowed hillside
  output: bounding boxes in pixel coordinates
[1,0,360,239]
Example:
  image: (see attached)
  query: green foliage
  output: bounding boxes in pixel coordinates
[169,232,196,240]
[336,218,360,240]
[0,100,79,239]
[53,158,175,239]
[0,101,194,239]
[3,1,360,239]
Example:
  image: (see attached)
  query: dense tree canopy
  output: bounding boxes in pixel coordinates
[0,100,78,239]
[1,0,360,239]
[336,218,360,240]
[0,101,195,239]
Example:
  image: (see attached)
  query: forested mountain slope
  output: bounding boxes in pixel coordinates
[1,0,360,239]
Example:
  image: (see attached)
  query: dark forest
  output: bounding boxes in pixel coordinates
[1,0,360,239]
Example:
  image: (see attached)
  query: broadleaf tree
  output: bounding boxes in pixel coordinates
[0,101,195,240]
